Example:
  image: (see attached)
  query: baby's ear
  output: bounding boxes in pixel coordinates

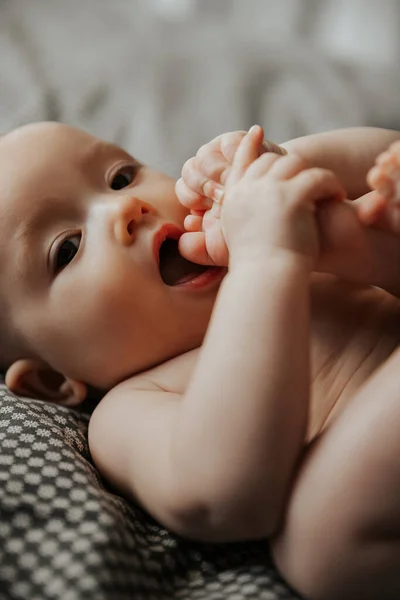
[5,359,87,407]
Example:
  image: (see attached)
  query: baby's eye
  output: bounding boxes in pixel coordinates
[110,165,136,190]
[54,234,81,272]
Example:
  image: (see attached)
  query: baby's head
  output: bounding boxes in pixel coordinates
[0,122,223,406]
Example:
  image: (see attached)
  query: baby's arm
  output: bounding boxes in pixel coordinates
[89,130,345,542]
[89,255,310,541]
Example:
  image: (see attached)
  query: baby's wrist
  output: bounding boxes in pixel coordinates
[229,248,313,277]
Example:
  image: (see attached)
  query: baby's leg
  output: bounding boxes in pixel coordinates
[272,347,400,600]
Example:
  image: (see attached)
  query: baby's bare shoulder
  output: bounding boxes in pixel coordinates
[87,354,199,528]
[128,348,199,394]
[89,349,198,437]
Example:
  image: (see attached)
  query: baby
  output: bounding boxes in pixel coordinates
[2,122,400,600]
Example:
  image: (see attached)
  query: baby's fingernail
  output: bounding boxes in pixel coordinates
[213,186,224,203]
[248,125,259,135]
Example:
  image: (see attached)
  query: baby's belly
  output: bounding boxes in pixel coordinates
[307,277,400,441]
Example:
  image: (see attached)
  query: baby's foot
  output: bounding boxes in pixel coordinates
[367,141,400,202]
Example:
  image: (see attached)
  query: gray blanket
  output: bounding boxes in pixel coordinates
[0,385,301,599]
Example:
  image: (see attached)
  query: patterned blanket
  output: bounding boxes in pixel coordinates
[0,385,301,599]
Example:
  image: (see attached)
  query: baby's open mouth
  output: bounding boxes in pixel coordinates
[158,238,209,286]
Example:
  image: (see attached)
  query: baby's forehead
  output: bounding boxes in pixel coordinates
[2,121,90,142]
[0,123,131,193]
[0,122,111,162]
[0,123,131,227]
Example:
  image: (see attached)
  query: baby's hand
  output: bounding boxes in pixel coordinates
[222,126,346,269]
[176,128,286,266]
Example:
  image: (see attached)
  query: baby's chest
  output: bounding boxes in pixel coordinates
[307,282,400,439]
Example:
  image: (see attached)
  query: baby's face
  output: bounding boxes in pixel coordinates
[0,123,224,389]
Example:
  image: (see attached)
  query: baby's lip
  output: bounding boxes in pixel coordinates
[153,223,184,266]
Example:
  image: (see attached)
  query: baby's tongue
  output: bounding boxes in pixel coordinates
[159,239,207,285]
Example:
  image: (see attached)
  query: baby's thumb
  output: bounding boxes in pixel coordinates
[178,232,215,266]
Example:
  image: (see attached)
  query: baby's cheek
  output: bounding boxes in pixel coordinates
[44,275,129,367]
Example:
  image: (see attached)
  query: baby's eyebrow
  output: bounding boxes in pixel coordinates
[14,197,79,279]
[15,196,74,243]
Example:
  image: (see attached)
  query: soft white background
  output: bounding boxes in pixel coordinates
[1,0,400,177]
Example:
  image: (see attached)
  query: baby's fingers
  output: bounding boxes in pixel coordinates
[194,149,231,186]
[228,125,265,186]
[179,157,224,206]
[175,177,213,210]
[197,130,247,164]
[198,131,285,166]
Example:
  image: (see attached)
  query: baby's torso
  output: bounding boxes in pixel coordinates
[306,275,400,439]
[144,274,400,442]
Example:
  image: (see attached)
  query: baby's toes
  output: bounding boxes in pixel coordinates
[368,142,400,201]
[387,139,400,158]
[376,147,400,175]
[367,165,395,199]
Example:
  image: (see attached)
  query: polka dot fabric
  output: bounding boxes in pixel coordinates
[0,385,301,600]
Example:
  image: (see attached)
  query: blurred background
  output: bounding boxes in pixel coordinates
[1,0,400,177]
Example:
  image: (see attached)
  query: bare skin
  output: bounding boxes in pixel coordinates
[128,279,400,442]
[174,127,400,599]
[2,123,400,599]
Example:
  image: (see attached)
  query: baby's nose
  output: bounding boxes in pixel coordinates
[113,196,153,245]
